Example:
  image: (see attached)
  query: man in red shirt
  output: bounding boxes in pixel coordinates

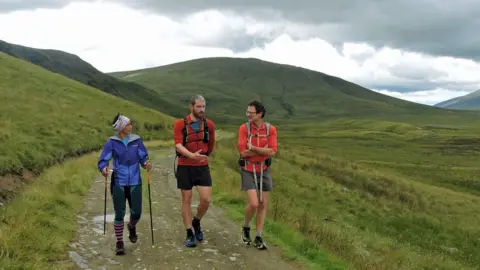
[173,94,216,248]
[237,100,277,250]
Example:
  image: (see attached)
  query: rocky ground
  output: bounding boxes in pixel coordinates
[68,148,303,270]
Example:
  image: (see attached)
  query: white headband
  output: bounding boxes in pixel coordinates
[112,115,130,132]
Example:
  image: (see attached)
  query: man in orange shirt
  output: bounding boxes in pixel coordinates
[237,100,277,250]
[173,94,216,248]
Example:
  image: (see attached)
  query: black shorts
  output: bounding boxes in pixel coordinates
[175,165,212,190]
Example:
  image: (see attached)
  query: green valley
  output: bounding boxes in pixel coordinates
[1,44,480,270]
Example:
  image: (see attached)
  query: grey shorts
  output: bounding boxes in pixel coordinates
[240,168,273,192]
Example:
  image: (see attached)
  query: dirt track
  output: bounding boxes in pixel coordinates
[68,148,303,270]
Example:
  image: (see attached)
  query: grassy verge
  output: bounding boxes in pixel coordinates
[0,152,100,270]
[0,140,171,270]
[209,139,351,270]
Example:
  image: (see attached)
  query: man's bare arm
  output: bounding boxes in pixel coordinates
[175,143,194,158]
[240,149,257,157]
[250,145,276,156]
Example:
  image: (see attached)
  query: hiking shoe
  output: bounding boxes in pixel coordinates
[185,234,197,248]
[254,236,267,250]
[115,241,125,255]
[192,218,204,241]
[241,226,251,245]
[128,224,137,243]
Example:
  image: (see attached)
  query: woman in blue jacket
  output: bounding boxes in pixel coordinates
[97,113,152,255]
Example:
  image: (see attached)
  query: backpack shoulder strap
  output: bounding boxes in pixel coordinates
[246,121,270,137]
[246,121,251,138]
[182,117,188,145]
[202,118,209,143]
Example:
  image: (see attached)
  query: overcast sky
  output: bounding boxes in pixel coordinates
[1,0,480,105]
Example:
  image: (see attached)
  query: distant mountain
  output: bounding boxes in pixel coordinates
[0,40,182,117]
[434,89,480,110]
[109,57,453,123]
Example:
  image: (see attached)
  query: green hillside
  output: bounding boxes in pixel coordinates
[0,40,183,117]
[0,52,174,202]
[109,57,477,124]
[434,89,480,110]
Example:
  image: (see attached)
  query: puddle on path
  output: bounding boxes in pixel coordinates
[93,214,116,223]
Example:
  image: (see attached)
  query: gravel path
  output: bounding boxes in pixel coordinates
[68,148,303,270]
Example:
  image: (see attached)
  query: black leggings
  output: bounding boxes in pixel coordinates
[110,172,143,225]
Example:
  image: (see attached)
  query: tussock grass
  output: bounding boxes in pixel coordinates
[0,153,99,269]
[208,118,480,270]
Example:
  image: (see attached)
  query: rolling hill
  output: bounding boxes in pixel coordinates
[108,57,478,124]
[0,52,175,202]
[434,89,480,110]
[0,40,183,118]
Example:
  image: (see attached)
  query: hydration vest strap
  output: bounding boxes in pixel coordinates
[177,117,210,157]
[246,121,270,138]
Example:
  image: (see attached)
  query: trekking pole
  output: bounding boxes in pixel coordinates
[259,162,264,203]
[253,164,261,203]
[103,172,107,235]
[249,136,262,203]
[147,170,155,247]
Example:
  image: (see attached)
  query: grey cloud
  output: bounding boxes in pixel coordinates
[182,21,287,52]
[113,0,480,60]
[6,1,479,60]
[363,81,441,93]
[352,61,479,94]
[364,80,480,94]
[193,34,274,53]
[346,50,375,64]
[0,0,75,13]
[388,64,448,81]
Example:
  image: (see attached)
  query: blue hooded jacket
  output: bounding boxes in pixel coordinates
[97,133,149,186]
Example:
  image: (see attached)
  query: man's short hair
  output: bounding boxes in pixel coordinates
[190,94,206,105]
[248,100,266,118]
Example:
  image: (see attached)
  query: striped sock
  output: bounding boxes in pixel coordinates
[114,223,124,242]
[129,218,139,227]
